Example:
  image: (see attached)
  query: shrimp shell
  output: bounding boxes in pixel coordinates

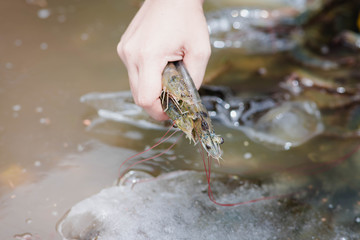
[161,61,224,160]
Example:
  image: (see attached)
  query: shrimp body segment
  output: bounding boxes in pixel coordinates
[160,61,224,160]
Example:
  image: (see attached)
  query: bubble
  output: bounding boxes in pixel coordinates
[13,233,33,240]
[336,87,345,94]
[77,144,84,152]
[355,216,360,224]
[12,105,21,111]
[168,156,177,161]
[230,10,239,18]
[25,218,32,224]
[40,42,48,50]
[213,40,225,49]
[260,10,269,18]
[257,67,267,76]
[243,152,252,159]
[35,106,43,113]
[57,14,66,23]
[14,39,23,47]
[230,110,237,119]
[320,45,329,54]
[284,142,292,150]
[233,21,241,29]
[39,117,51,125]
[81,33,89,41]
[34,161,41,167]
[240,9,249,18]
[5,62,13,69]
[37,9,51,19]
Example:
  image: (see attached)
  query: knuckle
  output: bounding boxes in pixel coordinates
[116,41,124,56]
[117,40,134,59]
[136,97,153,109]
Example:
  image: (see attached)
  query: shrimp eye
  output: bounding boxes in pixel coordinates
[205,144,211,150]
[219,137,224,144]
[201,121,209,131]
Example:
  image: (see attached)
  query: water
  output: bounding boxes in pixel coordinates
[0,0,135,238]
[1,0,360,239]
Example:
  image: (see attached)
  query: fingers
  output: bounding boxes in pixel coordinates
[136,58,169,121]
[118,37,171,121]
[116,0,210,121]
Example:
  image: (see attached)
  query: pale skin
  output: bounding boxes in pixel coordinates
[117,0,211,121]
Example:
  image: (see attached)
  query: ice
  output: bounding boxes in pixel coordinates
[204,93,323,149]
[81,91,323,149]
[250,101,324,149]
[57,171,358,240]
[80,92,165,131]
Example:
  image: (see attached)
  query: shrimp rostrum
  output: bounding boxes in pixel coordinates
[160,61,224,160]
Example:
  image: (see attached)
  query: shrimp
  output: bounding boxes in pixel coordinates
[160,61,224,160]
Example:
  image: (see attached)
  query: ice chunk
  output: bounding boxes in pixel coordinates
[57,171,358,240]
[80,91,166,130]
[250,101,324,149]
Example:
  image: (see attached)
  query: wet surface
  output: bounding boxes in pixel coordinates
[1,0,360,239]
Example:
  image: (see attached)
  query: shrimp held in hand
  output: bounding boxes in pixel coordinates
[160,61,224,160]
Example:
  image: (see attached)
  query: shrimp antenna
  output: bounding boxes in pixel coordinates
[118,124,183,183]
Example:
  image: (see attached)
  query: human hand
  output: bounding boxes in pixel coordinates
[117,0,211,121]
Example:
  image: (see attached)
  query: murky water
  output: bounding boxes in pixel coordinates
[0,0,136,238]
[1,0,360,239]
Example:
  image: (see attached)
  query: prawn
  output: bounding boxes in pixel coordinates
[160,61,224,160]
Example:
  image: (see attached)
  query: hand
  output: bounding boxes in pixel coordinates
[117,0,211,121]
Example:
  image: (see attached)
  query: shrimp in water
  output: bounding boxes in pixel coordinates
[160,61,224,160]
